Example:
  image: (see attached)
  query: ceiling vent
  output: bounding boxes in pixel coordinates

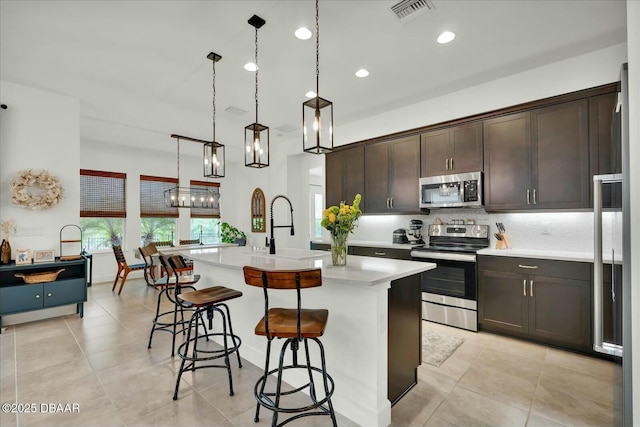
[390,0,435,23]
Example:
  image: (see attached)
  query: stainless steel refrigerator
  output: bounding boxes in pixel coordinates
[593,63,631,426]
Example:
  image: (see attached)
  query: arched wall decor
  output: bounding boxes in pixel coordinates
[251,188,266,232]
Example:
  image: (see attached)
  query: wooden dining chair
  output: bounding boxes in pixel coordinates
[138,243,160,287]
[111,245,146,295]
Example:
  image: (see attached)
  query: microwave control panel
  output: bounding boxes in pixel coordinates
[463,180,479,202]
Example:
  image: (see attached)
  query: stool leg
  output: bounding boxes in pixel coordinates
[219,303,242,368]
[218,307,234,396]
[303,338,318,403]
[314,337,338,427]
[173,308,198,400]
[255,338,273,423]
[271,338,293,427]
[148,287,165,349]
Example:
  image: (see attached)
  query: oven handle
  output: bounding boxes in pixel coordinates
[411,251,476,262]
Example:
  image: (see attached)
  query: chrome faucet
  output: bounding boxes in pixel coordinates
[269,195,294,254]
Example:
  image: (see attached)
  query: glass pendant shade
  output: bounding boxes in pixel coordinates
[164,186,219,208]
[203,141,225,177]
[303,96,333,154]
[245,123,269,168]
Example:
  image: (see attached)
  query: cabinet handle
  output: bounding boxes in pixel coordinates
[518,264,539,269]
[611,249,616,302]
[386,198,390,209]
[530,280,534,297]
[445,158,449,170]
[47,293,52,297]
[523,279,527,296]
[35,294,40,299]
[450,157,454,170]
[374,252,387,256]
[533,189,537,205]
[390,198,394,209]
[526,189,530,204]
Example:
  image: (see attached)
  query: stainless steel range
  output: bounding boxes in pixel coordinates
[410,223,489,331]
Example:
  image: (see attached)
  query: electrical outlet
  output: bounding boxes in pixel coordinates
[15,226,44,236]
[541,223,551,235]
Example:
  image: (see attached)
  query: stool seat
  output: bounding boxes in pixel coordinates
[178,286,242,307]
[255,308,328,338]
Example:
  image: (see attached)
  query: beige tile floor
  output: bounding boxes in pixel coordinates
[0,278,622,427]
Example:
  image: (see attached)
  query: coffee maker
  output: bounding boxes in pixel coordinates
[407,219,424,244]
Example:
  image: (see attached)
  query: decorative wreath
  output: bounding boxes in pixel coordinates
[10,169,64,210]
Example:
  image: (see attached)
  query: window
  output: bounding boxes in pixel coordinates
[189,180,221,244]
[80,169,126,251]
[140,175,178,246]
[190,218,221,244]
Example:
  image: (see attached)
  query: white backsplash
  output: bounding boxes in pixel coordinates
[343,209,623,256]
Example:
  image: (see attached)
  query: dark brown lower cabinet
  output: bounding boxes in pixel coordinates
[478,256,591,352]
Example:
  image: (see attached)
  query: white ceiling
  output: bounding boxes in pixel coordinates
[0,0,627,156]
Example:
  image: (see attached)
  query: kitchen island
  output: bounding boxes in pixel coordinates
[179,246,435,427]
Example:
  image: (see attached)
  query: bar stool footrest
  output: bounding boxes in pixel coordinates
[254,364,335,414]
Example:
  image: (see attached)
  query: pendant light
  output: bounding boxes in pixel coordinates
[203,52,225,178]
[245,14,269,168]
[164,135,219,209]
[303,0,333,154]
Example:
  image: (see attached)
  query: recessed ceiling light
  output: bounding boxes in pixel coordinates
[243,62,258,72]
[355,69,369,78]
[295,27,312,40]
[305,91,317,98]
[437,31,456,44]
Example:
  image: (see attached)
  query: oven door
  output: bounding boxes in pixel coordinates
[411,251,477,302]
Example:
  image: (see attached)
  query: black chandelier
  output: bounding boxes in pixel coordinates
[164,135,220,209]
[245,14,270,168]
[302,0,333,154]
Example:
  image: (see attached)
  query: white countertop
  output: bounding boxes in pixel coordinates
[478,248,623,264]
[311,239,421,251]
[183,245,434,286]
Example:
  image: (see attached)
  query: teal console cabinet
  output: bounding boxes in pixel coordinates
[0,258,87,331]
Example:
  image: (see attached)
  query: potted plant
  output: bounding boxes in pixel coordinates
[220,222,247,246]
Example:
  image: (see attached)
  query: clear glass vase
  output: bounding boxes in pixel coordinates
[331,233,348,266]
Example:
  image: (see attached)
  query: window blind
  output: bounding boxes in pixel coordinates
[80,169,126,218]
[140,175,179,218]
[190,180,221,218]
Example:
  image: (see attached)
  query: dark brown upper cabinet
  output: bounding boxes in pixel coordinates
[420,122,483,177]
[484,99,590,211]
[483,112,532,210]
[325,144,364,209]
[364,135,420,213]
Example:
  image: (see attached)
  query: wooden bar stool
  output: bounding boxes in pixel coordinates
[243,266,337,427]
[172,283,243,400]
[147,254,200,356]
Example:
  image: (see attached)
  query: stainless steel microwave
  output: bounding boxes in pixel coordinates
[419,171,483,208]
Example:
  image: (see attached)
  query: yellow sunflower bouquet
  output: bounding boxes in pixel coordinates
[321,194,362,265]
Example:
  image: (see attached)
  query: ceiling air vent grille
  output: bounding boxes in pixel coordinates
[390,0,435,23]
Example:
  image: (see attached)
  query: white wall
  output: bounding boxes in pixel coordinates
[0,81,80,325]
[626,0,640,420]
[334,43,628,147]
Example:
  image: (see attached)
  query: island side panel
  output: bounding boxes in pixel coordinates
[193,260,393,427]
[388,273,422,405]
